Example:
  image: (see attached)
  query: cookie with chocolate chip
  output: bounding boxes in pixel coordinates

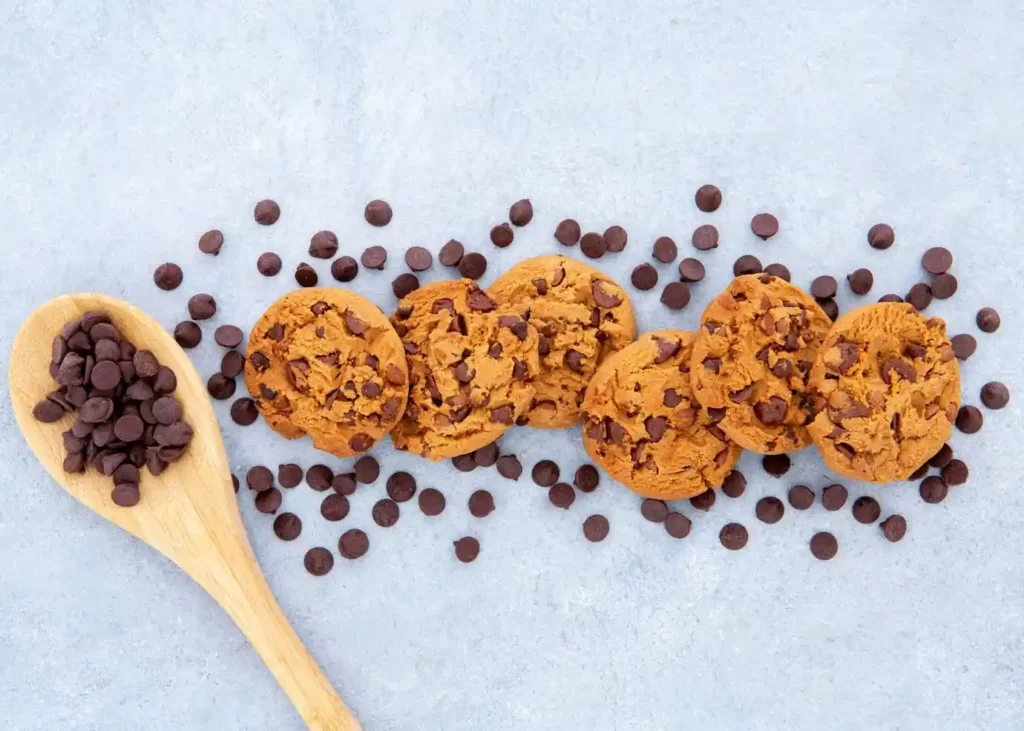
[582,331,741,500]
[488,255,637,428]
[244,288,408,458]
[389,279,541,459]
[690,274,833,453]
[808,302,960,482]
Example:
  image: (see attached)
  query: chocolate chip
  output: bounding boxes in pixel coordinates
[361,246,387,270]
[695,184,722,212]
[755,265,787,284]
[468,490,495,518]
[955,405,983,434]
[580,232,607,259]
[454,536,480,562]
[419,488,446,516]
[719,523,748,550]
[392,273,420,299]
[255,488,282,514]
[88,360,120,390]
[852,496,882,524]
[111,483,140,507]
[509,199,533,226]
[941,459,969,486]
[271,513,301,541]
[690,489,716,511]
[548,483,575,509]
[306,230,338,259]
[304,547,333,576]
[364,199,392,227]
[652,236,677,264]
[490,223,514,248]
[921,247,953,275]
[273,463,302,489]
[473,443,499,468]
[822,483,848,511]
[809,532,838,560]
[604,225,628,252]
[691,224,719,251]
[257,252,282,276]
[715,470,744,498]
[788,485,814,510]
[347,456,376,485]
[204,373,234,400]
[977,307,1000,333]
[641,499,669,523]
[398,247,432,274]
[906,283,932,311]
[554,219,581,246]
[878,514,906,543]
[919,476,948,503]
[755,496,785,524]
[840,268,872,296]
[532,460,560,487]
[981,381,1010,410]
[817,297,839,321]
[762,454,791,477]
[349,433,374,453]
[386,471,417,502]
[172,321,201,349]
[658,512,688,539]
[810,276,837,299]
[293,262,318,287]
[950,334,977,360]
[466,288,497,312]
[570,464,598,493]
[452,454,476,472]
[210,326,242,350]
[339,529,370,559]
[926,445,953,470]
[198,229,224,255]
[750,213,779,240]
[301,464,331,492]
[153,263,183,291]
[32,399,66,423]
[733,255,763,276]
[868,223,895,249]
[254,199,280,225]
[677,258,705,283]
[371,498,399,527]
[592,281,623,309]
[583,514,610,543]
[458,252,488,280]
[113,414,145,442]
[244,465,273,492]
[439,239,465,266]
[909,462,930,480]
[931,273,957,299]
[328,255,358,282]
[660,282,690,310]
[496,454,522,480]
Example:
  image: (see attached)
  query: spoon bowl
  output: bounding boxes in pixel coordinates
[9,293,360,731]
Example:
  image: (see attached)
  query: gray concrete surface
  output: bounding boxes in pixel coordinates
[2,1,1023,729]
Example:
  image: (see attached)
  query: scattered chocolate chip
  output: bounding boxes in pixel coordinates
[762,454,791,477]
[256,252,282,277]
[573,464,599,493]
[386,471,417,502]
[878,294,904,303]
[439,240,465,267]
[246,466,274,492]
[304,547,333,576]
[631,264,658,291]
[733,255,763,276]
[32,399,65,423]
[660,282,690,310]
[532,460,560,487]
[254,199,281,225]
[309,230,339,259]
[977,307,1000,333]
[931,273,958,299]
[305,464,334,491]
[822,483,848,511]
[691,224,719,251]
[719,523,748,550]
[811,276,838,299]
[678,258,705,283]
[454,536,480,562]
[255,488,282,514]
[950,334,977,360]
[452,453,476,472]
[350,456,378,484]
[604,225,628,252]
[664,512,691,539]
[788,485,814,510]
[418,488,446,516]
[941,459,969,486]
[756,496,785,524]
[652,236,677,264]
[277,463,303,488]
[750,213,779,240]
[324,256,357,283]
[909,462,930,480]
[473,443,499,468]
[111,483,140,507]
[880,514,907,542]
[548,483,575,509]
[955,405,983,434]
[173,321,202,349]
[721,470,746,498]
[206,373,236,400]
[496,454,522,480]
[817,297,839,321]
[554,219,581,246]
[198,229,224,255]
[211,326,242,350]
[868,223,895,249]
[490,223,514,248]
[695,184,722,212]
[852,496,881,524]
[906,283,932,311]
[690,489,716,511]
[641,499,669,523]
[339,529,370,559]
[921,246,953,275]
[583,514,610,543]
[919,475,948,503]
[763,263,791,281]
[468,490,495,518]
[981,381,1009,410]
[273,513,302,541]
[294,263,318,287]
[154,263,183,291]
[392,273,420,299]
[509,199,533,226]
[361,246,387,270]
[186,293,216,321]
[809,532,838,560]
[372,498,399,527]
[458,252,488,280]
[580,232,607,259]
[364,199,392,227]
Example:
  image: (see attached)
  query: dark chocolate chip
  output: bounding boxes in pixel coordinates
[364,199,392,227]
[490,223,514,248]
[810,532,838,560]
[640,499,669,523]
[665,512,691,539]
[630,263,658,291]
[573,464,599,493]
[361,246,387,270]
[750,213,778,240]
[950,334,977,360]
[822,483,848,511]
[604,225,628,252]
[509,199,533,226]
[868,223,895,249]
[756,496,785,524]
[473,443,499,468]
[305,464,334,491]
[733,255,763,276]
[330,256,359,282]
[254,199,281,225]
[976,307,1000,333]
[762,454,791,477]
[919,476,948,503]
[660,282,690,310]
[690,488,716,511]
[418,488,446,516]
[721,470,746,498]
[955,405,983,434]
[255,487,282,514]
[695,184,722,212]
[111,483,140,507]
[548,483,575,509]
[852,496,881,524]
[339,529,370,559]
[294,262,319,287]
[719,523,748,550]
[273,513,302,541]
[788,485,814,510]
[220,350,246,379]
[763,263,791,282]
[453,536,480,562]
[372,498,399,527]
[257,252,282,276]
[817,297,839,321]
[678,258,705,283]
[691,224,719,251]
[580,232,607,259]
[652,236,677,263]
[277,463,303,488]
[810,276,838,300]
[458,252,487,280]
[304,547,333,576]
[452,453,477,472]
[309,231,339,259]
[32,399,65,423]
[496,454,522,480]
[386,471,417,502]
[173,321,202,349]
[404,246,433,272]
[921,246,953,275]
[931,273,957,299]
[532,460,560,487]
[439,240,465,266]
[583,514,610,542]
[981,382,1009,410]
[880,514,906,542]
[554,219,581,246]
[153,263,183,291]
[906,283,932,311]
[468,490,495,518]
[392,273,420,299]
[941,459,969,486]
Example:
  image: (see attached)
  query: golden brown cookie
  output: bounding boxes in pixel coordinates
[389,279,541,460]
[244,288,408,458]
[582,330,742,500]
[690,274,833,454]
[808,303,960,483]
[488,255,636,428]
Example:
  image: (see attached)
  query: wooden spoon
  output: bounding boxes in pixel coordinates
[8,294,361,731]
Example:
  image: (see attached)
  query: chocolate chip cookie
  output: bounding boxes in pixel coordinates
[582,330,742,500]
[808,302,960,482]
[389,279,541,459]
[244,288,408,458]
[690,274,833,453]
[488,255,636,428]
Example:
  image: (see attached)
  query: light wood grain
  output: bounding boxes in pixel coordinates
[8,294,361,731]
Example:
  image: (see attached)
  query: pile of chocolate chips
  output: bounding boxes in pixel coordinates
[32,311,193,507]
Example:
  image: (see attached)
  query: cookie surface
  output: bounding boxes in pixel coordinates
[244,288,408,458]
[808,303,960,482]
[389,279,541,460]
[582,330,742,500]
[690,274,833,453]
[488,255,636,428]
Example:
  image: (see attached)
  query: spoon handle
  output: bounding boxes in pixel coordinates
[187,531,361,731]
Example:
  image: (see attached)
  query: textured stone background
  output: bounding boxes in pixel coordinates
[1,1,1022,729]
